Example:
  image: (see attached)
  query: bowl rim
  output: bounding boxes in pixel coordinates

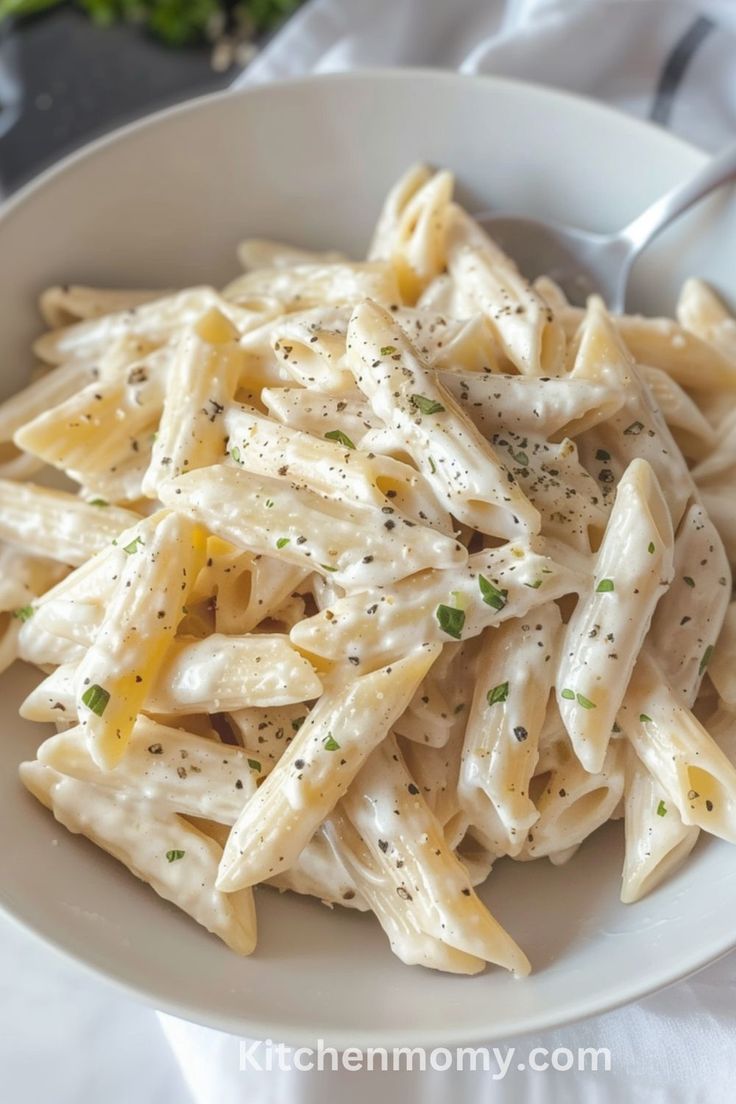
[1,68,729,1050]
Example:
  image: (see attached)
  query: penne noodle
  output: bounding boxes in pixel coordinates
[341,734,531,975]
[143,309,243,495]
[621,747,699,904]
[446,205,566,376]
[620,649,736,843]
[36,716,259,819]
[215,646,440,891]
[649,503,730,705]
[0,479,139,566]
[346,298,541,538]
[460,606,561,856]
[74,511,207,768]
[556,459,674,774]
[572,296,696,527]
[39,285,165,327]
[159,464,465,591]
[20,760,256,954]
[519,737,626,859]
[291,539,584,669]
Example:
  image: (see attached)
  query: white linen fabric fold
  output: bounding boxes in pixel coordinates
[234,0,736,151]
[159,2,736,1101]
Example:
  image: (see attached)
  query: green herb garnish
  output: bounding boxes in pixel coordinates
[12,605,34,622]
[325,429,356,450]
[656,801,667,818]
[596,579,615,593]
[487,681,509,706]
[276,537,290,549]
[323,733,340,751]
[123,536,143,555]
[561,688,575,700]
[411,394,445,416]
[683,576,695,588]
[231,446,241,463]
[380,345,397,357]
[88,497,108,507]
[478,574,507,610]
[640,713,652,723]
[435,603,465,639]
[247,758,261,772]
[648,542,655,554]
[81,684,110,716]
[166,849,186,863]
[576,693,596,710]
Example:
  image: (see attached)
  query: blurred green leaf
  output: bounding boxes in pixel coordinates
[0,0,65,20]
[245,0,301,33]
[1,0,302,42]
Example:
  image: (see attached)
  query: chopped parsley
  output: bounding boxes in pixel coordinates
[380,345,397,356]
[560,688,595,708]
[88,498,108,507]
[231,446,241,463]
[166,850,186,863]
[596,579,615,593]
[265,499,275,508]
[81,683,110,717]
[428,456,437,474]
[247,758,262,772]
[639,713,652,723]
[683,576,695,588]
[12,605,34,622]
[123,535,144,555]
[478,574,507,610]
[656,800,667,818]
[320,563,338,573]
[276,537,290,549]
[325,429,356,450]
[648,542,655,554]
[435,603,465,639]
[291,716,306,732]
[524,579,543,589]
[487,681,509,706]
[411,394,445,416]
[576,693,596,710]
[323,733,340,751]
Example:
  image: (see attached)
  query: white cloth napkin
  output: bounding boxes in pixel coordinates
[154,3,736,1101]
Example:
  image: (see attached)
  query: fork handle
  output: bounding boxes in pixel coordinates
[618,138,736,256]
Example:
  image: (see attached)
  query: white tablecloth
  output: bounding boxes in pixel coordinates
[4,1,736,1101]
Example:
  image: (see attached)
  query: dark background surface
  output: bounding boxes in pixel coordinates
[0,8,242,195]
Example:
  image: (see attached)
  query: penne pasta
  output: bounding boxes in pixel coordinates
[74,511,207,768]
[346,298,540,537]
[556,459,674,774]
[20,760,256,954]
[290,539,584,669]
[215,646,440,891]
[159,464,465,591]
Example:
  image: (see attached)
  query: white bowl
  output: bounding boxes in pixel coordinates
[1,71,736,1049]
